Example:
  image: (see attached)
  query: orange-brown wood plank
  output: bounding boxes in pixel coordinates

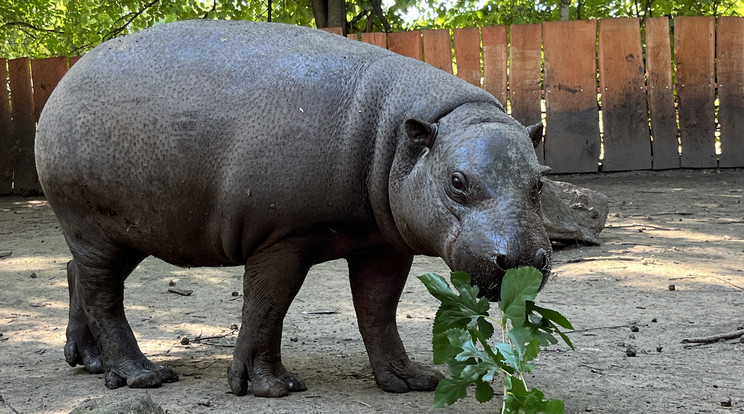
[0,60,11,194]
[422,29,452,74]
[717,16,744,168]
[674,16,716,168]
[347,33,358,40]
[319,27,343,36]
[453,27,481,87]
[542,20,600,173]
[645,17,679,169]
[31,56,67,122]
[360,32,386,49]
[598,18,651,171]
[508,24,543,163]
[481,25,507,105]
[69,55,82,67]
[8,58,40,195]
[388,31,421,60]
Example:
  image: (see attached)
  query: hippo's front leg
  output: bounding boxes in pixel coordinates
[347,246,444,392]
[228,238,310,397]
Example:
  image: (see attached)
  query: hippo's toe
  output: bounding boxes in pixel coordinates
[374,360,444,393]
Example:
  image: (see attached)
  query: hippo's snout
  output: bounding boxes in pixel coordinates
[472,246,552,302]
[493,247,550,274]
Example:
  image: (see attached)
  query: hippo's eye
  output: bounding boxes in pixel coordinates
[450,172,468,193]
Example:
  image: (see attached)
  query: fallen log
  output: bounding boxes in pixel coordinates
[540,178,609,246]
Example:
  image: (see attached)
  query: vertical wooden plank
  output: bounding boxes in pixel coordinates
[422,29,453,74]
[482,25,507,105]
[69,55,82,67]
[453,27,481,87]
[31,57,67,122]
[543,20,600,173]
[8,58,40,195]
[717,16,744,168]
[598,18,651,171]
[674,16,716,168]
[346,33,358,40]
[360,32,386,48]
[509,24,543,163]
[0,59,12,194]
[319,27,344,36]
[388,31,422,60]
[645,17,679,169]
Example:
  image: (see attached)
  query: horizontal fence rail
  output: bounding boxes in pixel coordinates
[1,17,743,195]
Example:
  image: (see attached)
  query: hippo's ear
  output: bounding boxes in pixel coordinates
[527,123,544,149]
[404,119,437,148]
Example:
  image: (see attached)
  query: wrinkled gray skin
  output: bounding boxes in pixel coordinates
[35,20,552,398]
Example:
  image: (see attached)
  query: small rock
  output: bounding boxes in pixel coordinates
[721,397,732,407]
[181,337,190,345]
[290,337,299,342]
[656,346,663,353]
[168,280,176,286]
[626,347,637,357]
[229,324,238,330]
[29,272,37,278]
[668,284,676,291]
[651,318,657,323]
[630,325,639,332]
[231,291,239,296]
[69,393,164,414]
[197,400,211,407]
[0,250,12,258]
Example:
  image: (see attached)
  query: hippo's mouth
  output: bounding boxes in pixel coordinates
[472,267,551,302]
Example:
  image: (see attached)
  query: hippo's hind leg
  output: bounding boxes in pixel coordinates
[347,245,443,393]
[64,236,178,389]
[228,237,310,397]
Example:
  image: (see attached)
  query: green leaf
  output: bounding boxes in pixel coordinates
[432,377,469,408]
[530,303,575,330]
[498,267,543,327]
[475,379,495,403]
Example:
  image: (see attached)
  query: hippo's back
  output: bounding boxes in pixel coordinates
[35,21,397,265]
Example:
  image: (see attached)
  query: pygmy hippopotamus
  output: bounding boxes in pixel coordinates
[35,20,552,397]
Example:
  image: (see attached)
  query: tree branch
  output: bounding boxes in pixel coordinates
[368,0,391,33]
[0,21,63,34]
[103,0,161,41]
[202,0,217,19]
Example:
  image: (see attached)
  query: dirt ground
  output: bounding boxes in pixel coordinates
[1,169,743,414]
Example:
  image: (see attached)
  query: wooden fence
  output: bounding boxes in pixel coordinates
[1,17,743,195]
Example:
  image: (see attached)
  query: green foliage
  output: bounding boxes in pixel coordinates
[418,267,574,413]
[2,0,742,58]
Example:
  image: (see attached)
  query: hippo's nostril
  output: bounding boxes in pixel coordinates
[495,254,508,272]
[535,248,549,270]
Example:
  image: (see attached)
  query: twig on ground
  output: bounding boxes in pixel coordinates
[565,324,630,334]
[681,329,744,344]
[560,256,639,264]
[167,287,193,296]
[605,223,677,231]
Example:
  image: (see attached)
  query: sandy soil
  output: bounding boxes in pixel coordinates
[1,169,742,414]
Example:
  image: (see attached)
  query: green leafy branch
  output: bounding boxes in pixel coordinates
[418,267,574,413]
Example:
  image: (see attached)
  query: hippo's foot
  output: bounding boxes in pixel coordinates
[103,358,179,389]
[64,302,104,374]
[228,356,307,397]
[373,358,443,393]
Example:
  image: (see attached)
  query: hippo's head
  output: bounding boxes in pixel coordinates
[389,103,552,300]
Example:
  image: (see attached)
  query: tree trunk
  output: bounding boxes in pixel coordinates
[560,0,571,20]
[312,0,347,33]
